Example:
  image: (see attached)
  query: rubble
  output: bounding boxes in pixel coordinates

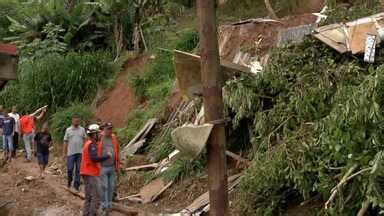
[174,50,252,98]
[171,124,213,158]
[313,13,384,54]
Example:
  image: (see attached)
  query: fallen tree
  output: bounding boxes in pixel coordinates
[225,35,384,215]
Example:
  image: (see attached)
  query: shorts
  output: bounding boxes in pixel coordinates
[37,152,49,165]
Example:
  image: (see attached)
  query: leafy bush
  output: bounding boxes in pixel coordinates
[0,51,116,112]
[323,0,380,25]
[224,37,384,214]
[161,156,204,182]
[50,103,94,141]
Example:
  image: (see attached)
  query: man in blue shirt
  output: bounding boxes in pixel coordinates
[2,111,15,162]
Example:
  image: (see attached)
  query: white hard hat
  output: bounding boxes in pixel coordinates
[87,124,100,134]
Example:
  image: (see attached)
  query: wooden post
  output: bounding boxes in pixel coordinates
[197,0,229,215]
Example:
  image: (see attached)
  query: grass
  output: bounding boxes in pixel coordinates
[49,103,94,141]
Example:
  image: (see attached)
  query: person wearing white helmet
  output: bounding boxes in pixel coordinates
[80,124,111,216]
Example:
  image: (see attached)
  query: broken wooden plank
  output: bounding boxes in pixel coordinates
[231,18,281,26]
[124,163,159,172]
[117,194,142,203]
[139,178,174,204]
[150,180,174,202]
[181,174,242,214]
[123,139,146,156]
[225,151,251,166]
[127,118,157,146]
[63,186,139,215]
[174,50,252,98]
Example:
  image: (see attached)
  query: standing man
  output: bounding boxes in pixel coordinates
[20,106,47,161]
[8,106,20,157]
[100,122,120,215]
[2,111,15,162]
[80,124,110,216]
[63,115,86,191]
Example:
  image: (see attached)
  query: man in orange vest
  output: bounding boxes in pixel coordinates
[80,124,111,216]
[99,122,120,215]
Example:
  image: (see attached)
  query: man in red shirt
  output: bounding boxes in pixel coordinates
[20,106,47,161]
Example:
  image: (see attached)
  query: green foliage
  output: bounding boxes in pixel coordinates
[11,22,68,60]
[224,36,384,214]
[323,0,380,25]
[0,51,116,112]
[147,129,174,162]
[50,103,94,141]
[239,147,291,216]
[161,156,204,182]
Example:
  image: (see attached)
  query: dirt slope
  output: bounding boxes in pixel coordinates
[95,56,148,128]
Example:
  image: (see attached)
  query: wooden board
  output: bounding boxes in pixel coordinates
[174,50,252,98]
[63,186,139,215]
[226,151,251,166]
[125,163,159,171]
[127,118,157,146]
[139,178,173,204]
[182,174,242,214]
[313,13,384,54]
[348,21,377,54]
[123,139,146,156]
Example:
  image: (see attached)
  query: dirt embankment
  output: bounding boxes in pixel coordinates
[95,55,149,128]
[218,0,325,62]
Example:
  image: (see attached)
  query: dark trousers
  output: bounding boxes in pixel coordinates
[12,132,18,157]
[67,153,82,190]
[83,176,101,216]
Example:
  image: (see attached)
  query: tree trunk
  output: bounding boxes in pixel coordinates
[264,0,278,19]
[114,16,126,60]
[65,0,77,12]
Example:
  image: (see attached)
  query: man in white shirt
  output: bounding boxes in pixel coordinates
[8,106,20,158]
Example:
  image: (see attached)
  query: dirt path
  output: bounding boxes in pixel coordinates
[0,154,129,216]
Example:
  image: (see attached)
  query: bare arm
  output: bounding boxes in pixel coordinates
[30,106,47,120]
[35,110,46,120]
[63,141,68,157]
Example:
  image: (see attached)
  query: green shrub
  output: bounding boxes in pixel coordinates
[239,147,291,216]
[226,37,384,214]
[49,103,94,141]
[161,156,204,182]
[0,51,116,112]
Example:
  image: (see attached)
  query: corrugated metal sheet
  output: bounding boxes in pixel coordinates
[277,24,314,46]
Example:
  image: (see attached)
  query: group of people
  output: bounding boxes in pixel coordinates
[65,116,120,216]
[0,105,120,216]
[0,105,47,163]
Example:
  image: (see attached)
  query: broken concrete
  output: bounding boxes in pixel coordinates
[171,124,213,158]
